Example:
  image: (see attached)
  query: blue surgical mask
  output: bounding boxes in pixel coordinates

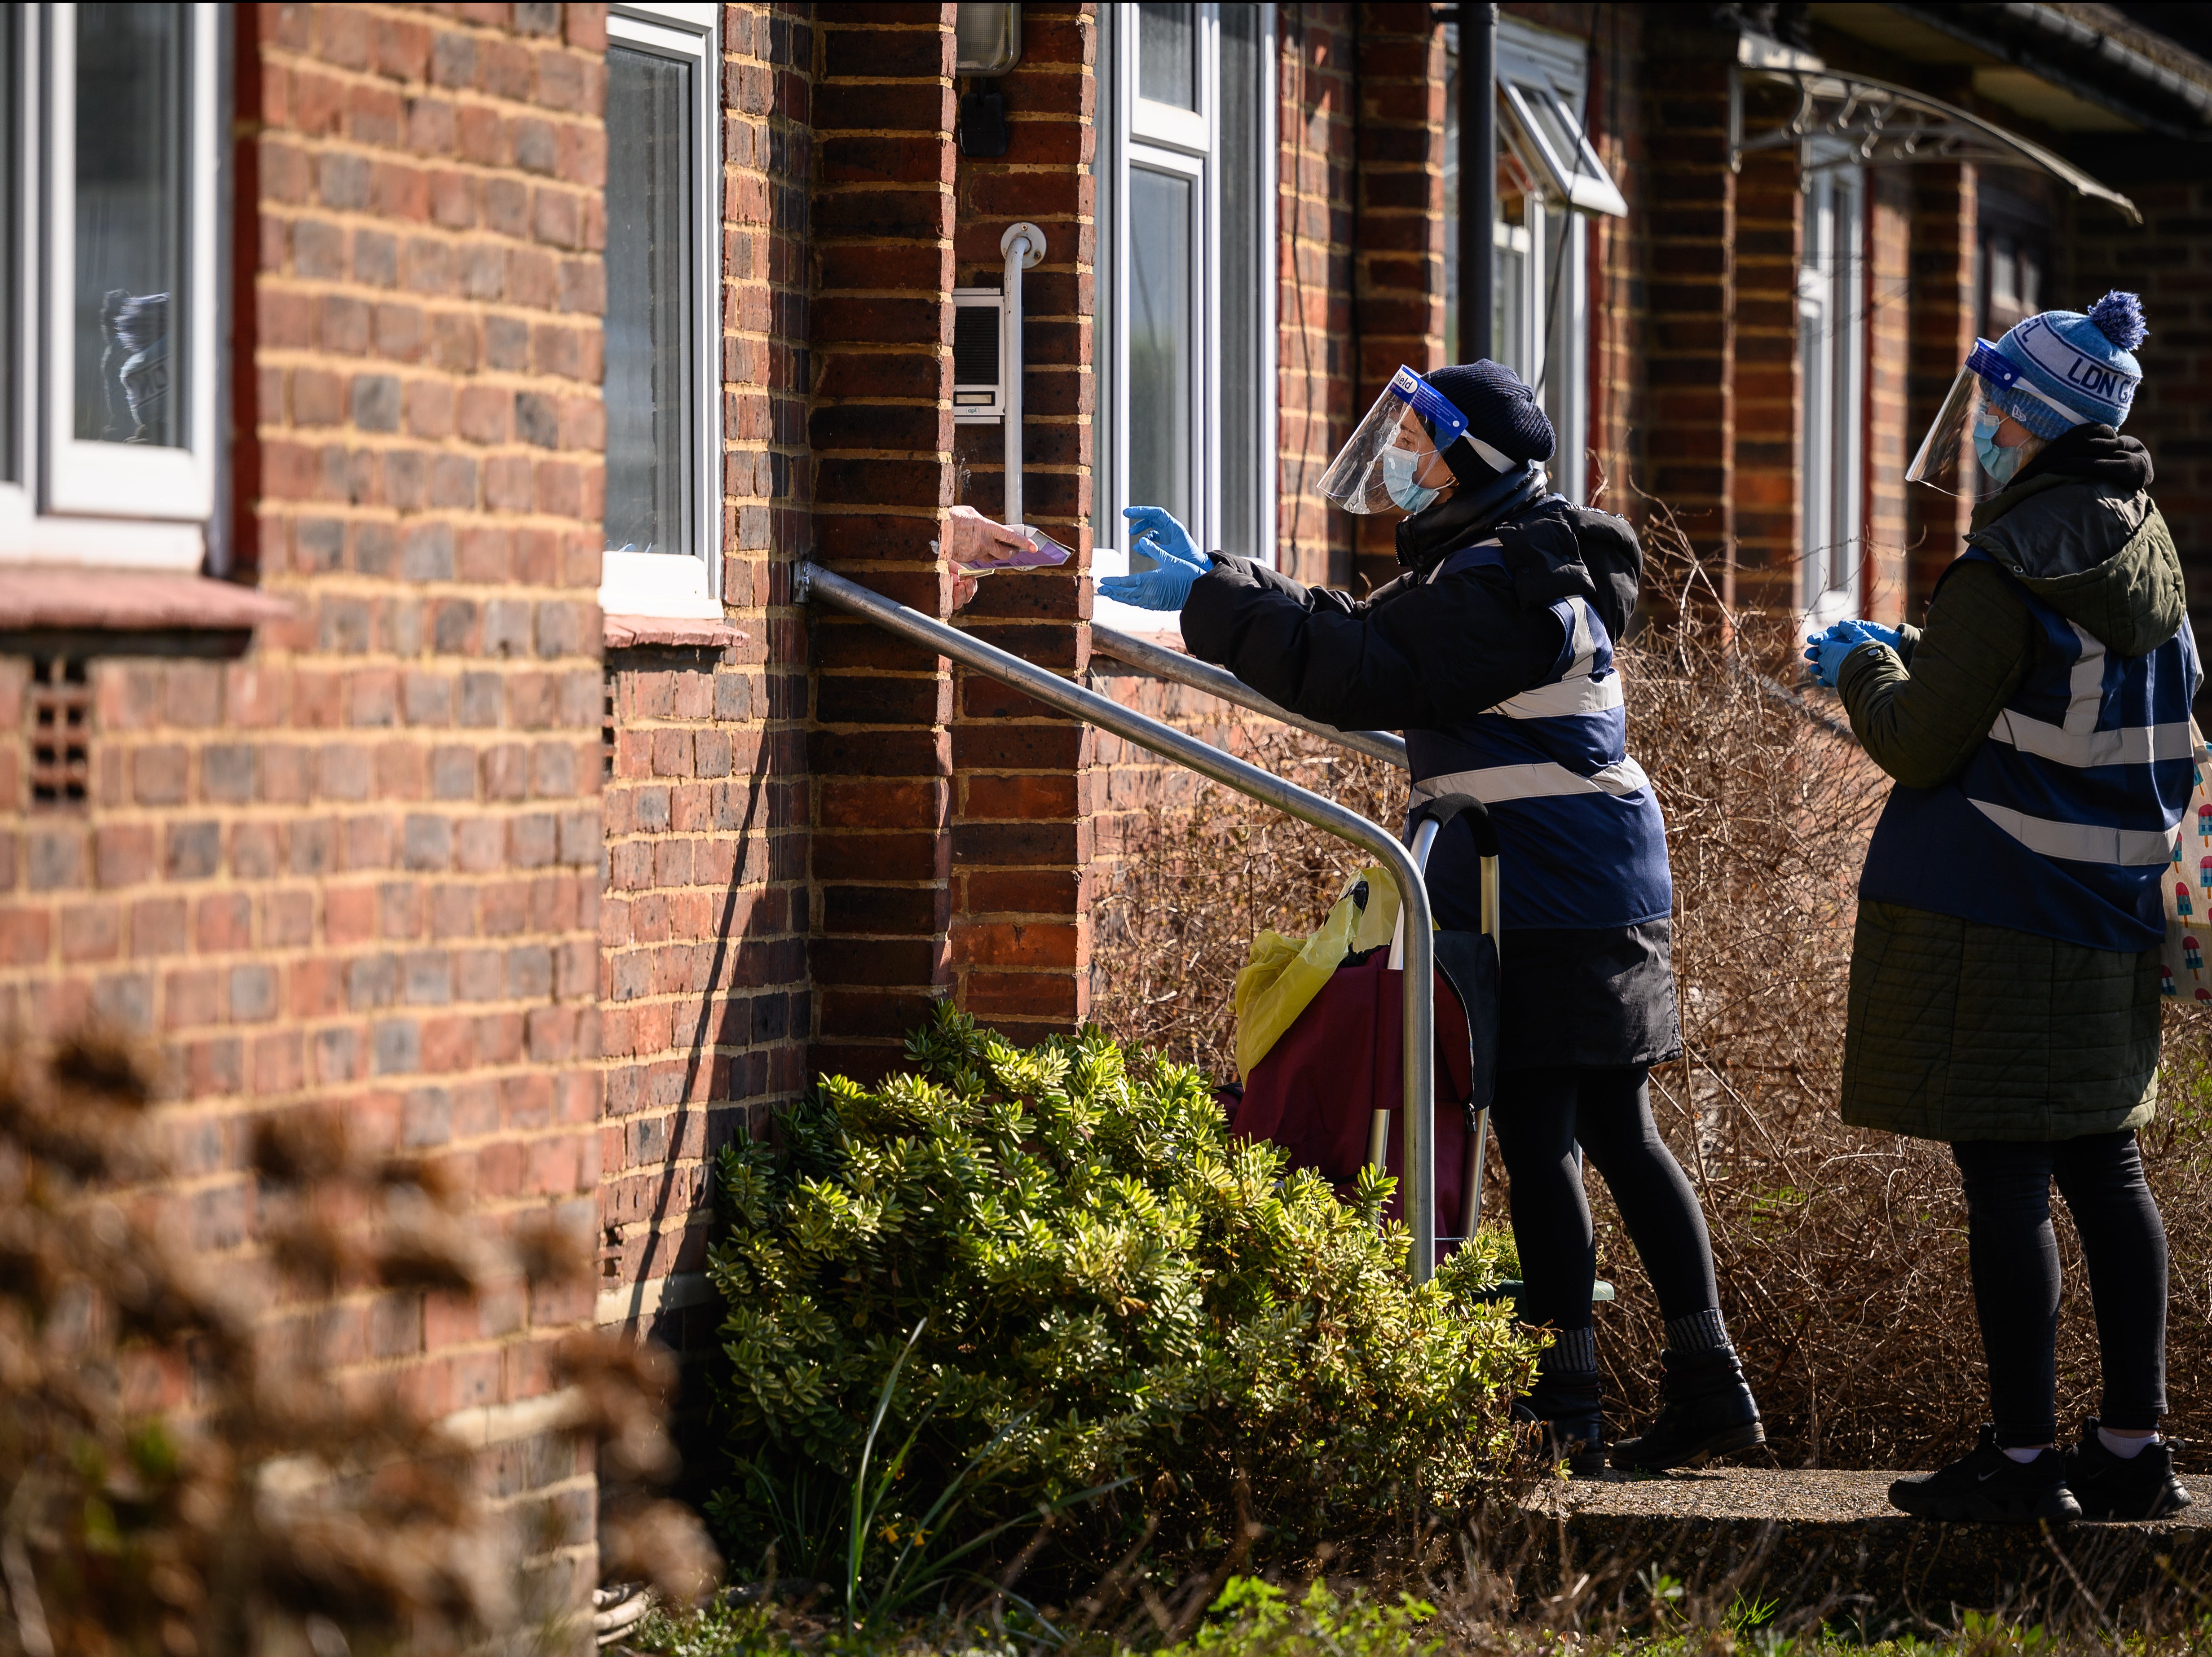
[1382,445,1442,514]
[1973,409,2022,487]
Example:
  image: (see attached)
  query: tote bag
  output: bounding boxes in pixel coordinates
[2162,721,2212,1002]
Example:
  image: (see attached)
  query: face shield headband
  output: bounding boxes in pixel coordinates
[1317,366,1493,515]
[1906,339,2093,497]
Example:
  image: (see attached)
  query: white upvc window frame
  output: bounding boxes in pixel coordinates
[1798,141,1865,629]
[598,1,723,623]
[0,3,221,569]
[1093,2,1277,637]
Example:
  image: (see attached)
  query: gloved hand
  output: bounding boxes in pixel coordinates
[1850,620,1906,653]
[1097,505,1211,612]
[1803,620,1881,689]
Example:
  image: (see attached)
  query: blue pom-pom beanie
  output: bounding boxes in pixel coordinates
[1424,360,1556,469]
[1981,290,2147,440]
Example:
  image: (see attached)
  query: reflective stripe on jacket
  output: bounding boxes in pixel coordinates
[1858,548,2199,954]
[1404,543,1674,932]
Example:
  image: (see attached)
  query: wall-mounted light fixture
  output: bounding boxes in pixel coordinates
[956,3,1021,75]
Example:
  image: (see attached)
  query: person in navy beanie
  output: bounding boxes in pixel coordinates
[1100,360,1763,1475]
[1807,291,2195,1524]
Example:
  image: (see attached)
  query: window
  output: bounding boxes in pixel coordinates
[1094,3,1276,632]
[0,4,220,567]
[1445,18,1622,506]
[599,3,721,621]
[1798,148,1864,626]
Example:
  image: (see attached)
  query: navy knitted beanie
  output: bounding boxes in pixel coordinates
[1424,360,1555,469]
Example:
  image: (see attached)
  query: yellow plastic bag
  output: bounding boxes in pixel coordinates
[1232,864,1402,1079]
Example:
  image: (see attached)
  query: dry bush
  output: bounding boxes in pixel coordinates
[1093,512,2212,1470]
[0,1032,715,1656]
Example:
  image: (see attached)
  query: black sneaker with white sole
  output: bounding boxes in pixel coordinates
[2065,1419,2193,1521]
[1888,1425,2080,1524]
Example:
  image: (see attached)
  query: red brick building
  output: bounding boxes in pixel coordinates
[1,0,2204,1601]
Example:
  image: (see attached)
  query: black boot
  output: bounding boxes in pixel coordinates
[1517,1365,1605,1476]
[2065,1419,2192,1521]
[1609,1346,1764,1473]
[1889,1425,2078,1523]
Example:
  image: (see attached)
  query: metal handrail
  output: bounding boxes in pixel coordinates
[800,563,1441,1281]
[1091,623,1410,768]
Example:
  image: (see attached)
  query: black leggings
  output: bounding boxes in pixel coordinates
[1488,1065,1719,1338]
[1952,1130,2168,1445]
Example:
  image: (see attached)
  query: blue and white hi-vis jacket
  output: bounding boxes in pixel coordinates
[1859,548,2200,954]
[1404,544,1674,932]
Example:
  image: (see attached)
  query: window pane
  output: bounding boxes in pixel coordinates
[1137,4,1196,110]
[0,7,17,480]
[1218,4,1260,558]
[604,45,696,557]
[74,4,186,448]
[1129,168,1192,533]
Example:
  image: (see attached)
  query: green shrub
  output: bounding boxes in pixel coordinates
[705,1005,1538,1598]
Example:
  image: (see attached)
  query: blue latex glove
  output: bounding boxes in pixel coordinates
[1803,620,1880,689]
[1097,505,1211,611]
[1851,620,1905,653]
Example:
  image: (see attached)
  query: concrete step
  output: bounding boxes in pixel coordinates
[1523,1467,2209,1626]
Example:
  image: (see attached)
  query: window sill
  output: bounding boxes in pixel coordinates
[0,566,292,649]
[604,613,746,650]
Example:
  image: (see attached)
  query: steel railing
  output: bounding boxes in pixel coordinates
[800,563,1443,1281]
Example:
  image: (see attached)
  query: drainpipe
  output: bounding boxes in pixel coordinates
[1459,4,1495,364]
[1000,222,1045,524]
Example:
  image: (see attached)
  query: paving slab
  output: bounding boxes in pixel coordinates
[1512,1467,2212,1627]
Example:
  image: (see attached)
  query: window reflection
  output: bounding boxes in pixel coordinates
[74,3,186,448]
[1137,3,1196,110]
[1129,168,1193,534]
[604,45,697,557]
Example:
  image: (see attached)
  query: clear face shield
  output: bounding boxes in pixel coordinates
[1905,339,2068,497]
[1317,365,1472,514]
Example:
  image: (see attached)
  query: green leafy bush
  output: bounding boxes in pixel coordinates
[705,1005,1537,1595]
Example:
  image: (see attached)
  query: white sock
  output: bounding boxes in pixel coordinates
[2002,1446,2046,1464]
[2099,1427,2157,1460]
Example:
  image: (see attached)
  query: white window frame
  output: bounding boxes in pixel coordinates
[599,1,723,622]
[1093,2,1277,637]
[1799,145,1865,628]
[0,3,221,569]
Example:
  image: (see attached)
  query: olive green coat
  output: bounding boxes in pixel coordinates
[1832,470,2187,1143]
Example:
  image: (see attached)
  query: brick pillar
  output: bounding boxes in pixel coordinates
[1906,163,1978,615]
[948,3,1095,1044]
[1351,4,1446,595]
[806,4,959,1081]
[1277,4,1358,590]
[1643,44,1736,608]
[1584,5,1645,508]
[1731,143,1799,614]
[1863,166,1913,626]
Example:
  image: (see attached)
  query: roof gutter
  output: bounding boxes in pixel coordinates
[1889,2,2212,140]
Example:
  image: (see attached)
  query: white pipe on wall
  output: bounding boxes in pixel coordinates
[999,222,1044,525]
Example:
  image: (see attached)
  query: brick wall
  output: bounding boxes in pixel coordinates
[949,3,1097,1046]
[804,4,959,1082]
[1731,141,1799,614]
[1640,36,1736,607]
[1277,4,1358,590]
[9,0,611,1608]
[594,2,815,1348]
[1863,166,1912,627]
[1905,163,1978,613]
[1351,4,1446,594]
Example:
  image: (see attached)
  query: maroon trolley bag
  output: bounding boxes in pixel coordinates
[1227,795,1502,1257]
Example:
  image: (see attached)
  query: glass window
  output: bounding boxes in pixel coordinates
[0,8,18,484]
[598,5,720,622]
[73,4,186,450]
[1096,4,1277,619]
[1137,4,1197,110]
[604,44,697,558]
[1128,169,1194,530]
[1799,157,1864,624]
